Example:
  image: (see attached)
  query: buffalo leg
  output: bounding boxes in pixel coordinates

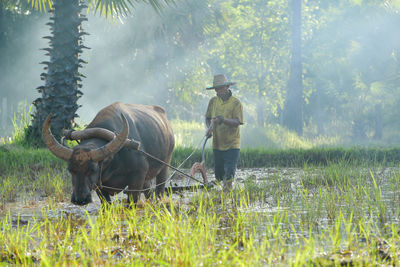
[155,166,168,198]
[126,169,147,205]
[96,189,111,205]
[143,180,153,199]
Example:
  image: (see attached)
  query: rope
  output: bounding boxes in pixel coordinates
[171,135,206,186]
[138,149,205,184]
[98,135,207,193]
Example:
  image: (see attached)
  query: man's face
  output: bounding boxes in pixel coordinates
[215,86,228,98]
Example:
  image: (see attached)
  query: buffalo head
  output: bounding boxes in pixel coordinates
[42,114,129,205]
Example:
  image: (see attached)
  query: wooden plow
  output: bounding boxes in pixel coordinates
[166,135,213,193]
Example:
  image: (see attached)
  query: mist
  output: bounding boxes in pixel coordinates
[1,2,210,134]
[80,2,212,124]
[0,13,48,124]
[1,1,400,146]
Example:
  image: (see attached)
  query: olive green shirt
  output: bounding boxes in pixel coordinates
[206,95,244,150]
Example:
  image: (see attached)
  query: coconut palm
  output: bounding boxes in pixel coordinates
[25,0,174,146]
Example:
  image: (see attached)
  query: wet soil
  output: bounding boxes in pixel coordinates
[1,167,399,228]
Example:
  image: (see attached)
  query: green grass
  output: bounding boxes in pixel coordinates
[171,145,400,168]
[0,101,33,147]
[3,142,400,205]
[1,144,400,265]
[171,119,339,149]
[1,168,400,265]
[1,110,400,265]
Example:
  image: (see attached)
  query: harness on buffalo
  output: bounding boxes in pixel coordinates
[63,129,213,193]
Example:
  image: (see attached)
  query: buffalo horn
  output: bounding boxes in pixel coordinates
[88,114,129,162]
[42,114,73,161]
[63,128,115,141]
[63,128,140,149]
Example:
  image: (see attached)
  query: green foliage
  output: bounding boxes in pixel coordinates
[4,0,400,146]
[3,0,400,147]
[27,0,51,11]
[88,0,175,18]
[302,0,400,139]
[204,0,290,125]
[165,0,400,141]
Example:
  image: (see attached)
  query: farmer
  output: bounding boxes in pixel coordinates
[205,74,244,190]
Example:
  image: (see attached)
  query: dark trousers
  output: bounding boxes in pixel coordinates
[213,149,240,182]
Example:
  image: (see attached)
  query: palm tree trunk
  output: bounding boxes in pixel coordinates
[27,0,88,146]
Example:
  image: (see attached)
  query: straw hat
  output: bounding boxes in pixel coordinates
[206,74,236,90]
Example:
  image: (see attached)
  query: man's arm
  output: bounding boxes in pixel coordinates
[220,117,241,127]
[208,116,241,127]
[205,117,213,137]
[206,117,212,128]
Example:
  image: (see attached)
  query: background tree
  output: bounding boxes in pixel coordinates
[282,0,303,135]
[26,0,87,146]
[200,0,290,126]
[302,0,400,141]
[3,0,400,146]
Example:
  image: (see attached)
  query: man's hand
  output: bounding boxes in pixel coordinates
[205,128,212,138]
[213,115,224,125]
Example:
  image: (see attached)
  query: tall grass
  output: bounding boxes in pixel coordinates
[1,106,400,264]
[1,177,399,265]
[1,141,400,264]
[0,146,67,211]
[0,101,33,146]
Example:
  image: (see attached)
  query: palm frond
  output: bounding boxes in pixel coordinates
[89,0,175,18]
[27,0,52,12]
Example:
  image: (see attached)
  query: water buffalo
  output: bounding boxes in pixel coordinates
[42,102,175,206]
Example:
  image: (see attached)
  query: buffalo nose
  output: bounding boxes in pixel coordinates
[71,195,92,206]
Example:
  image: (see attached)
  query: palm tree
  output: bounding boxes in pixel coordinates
[25,0,173,146]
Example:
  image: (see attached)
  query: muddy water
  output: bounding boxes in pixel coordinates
[2,166,399,266]
[0,168,277,221]
[1,167,399,228]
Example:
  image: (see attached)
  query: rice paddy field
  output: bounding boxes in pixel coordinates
[1,145,400,266]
